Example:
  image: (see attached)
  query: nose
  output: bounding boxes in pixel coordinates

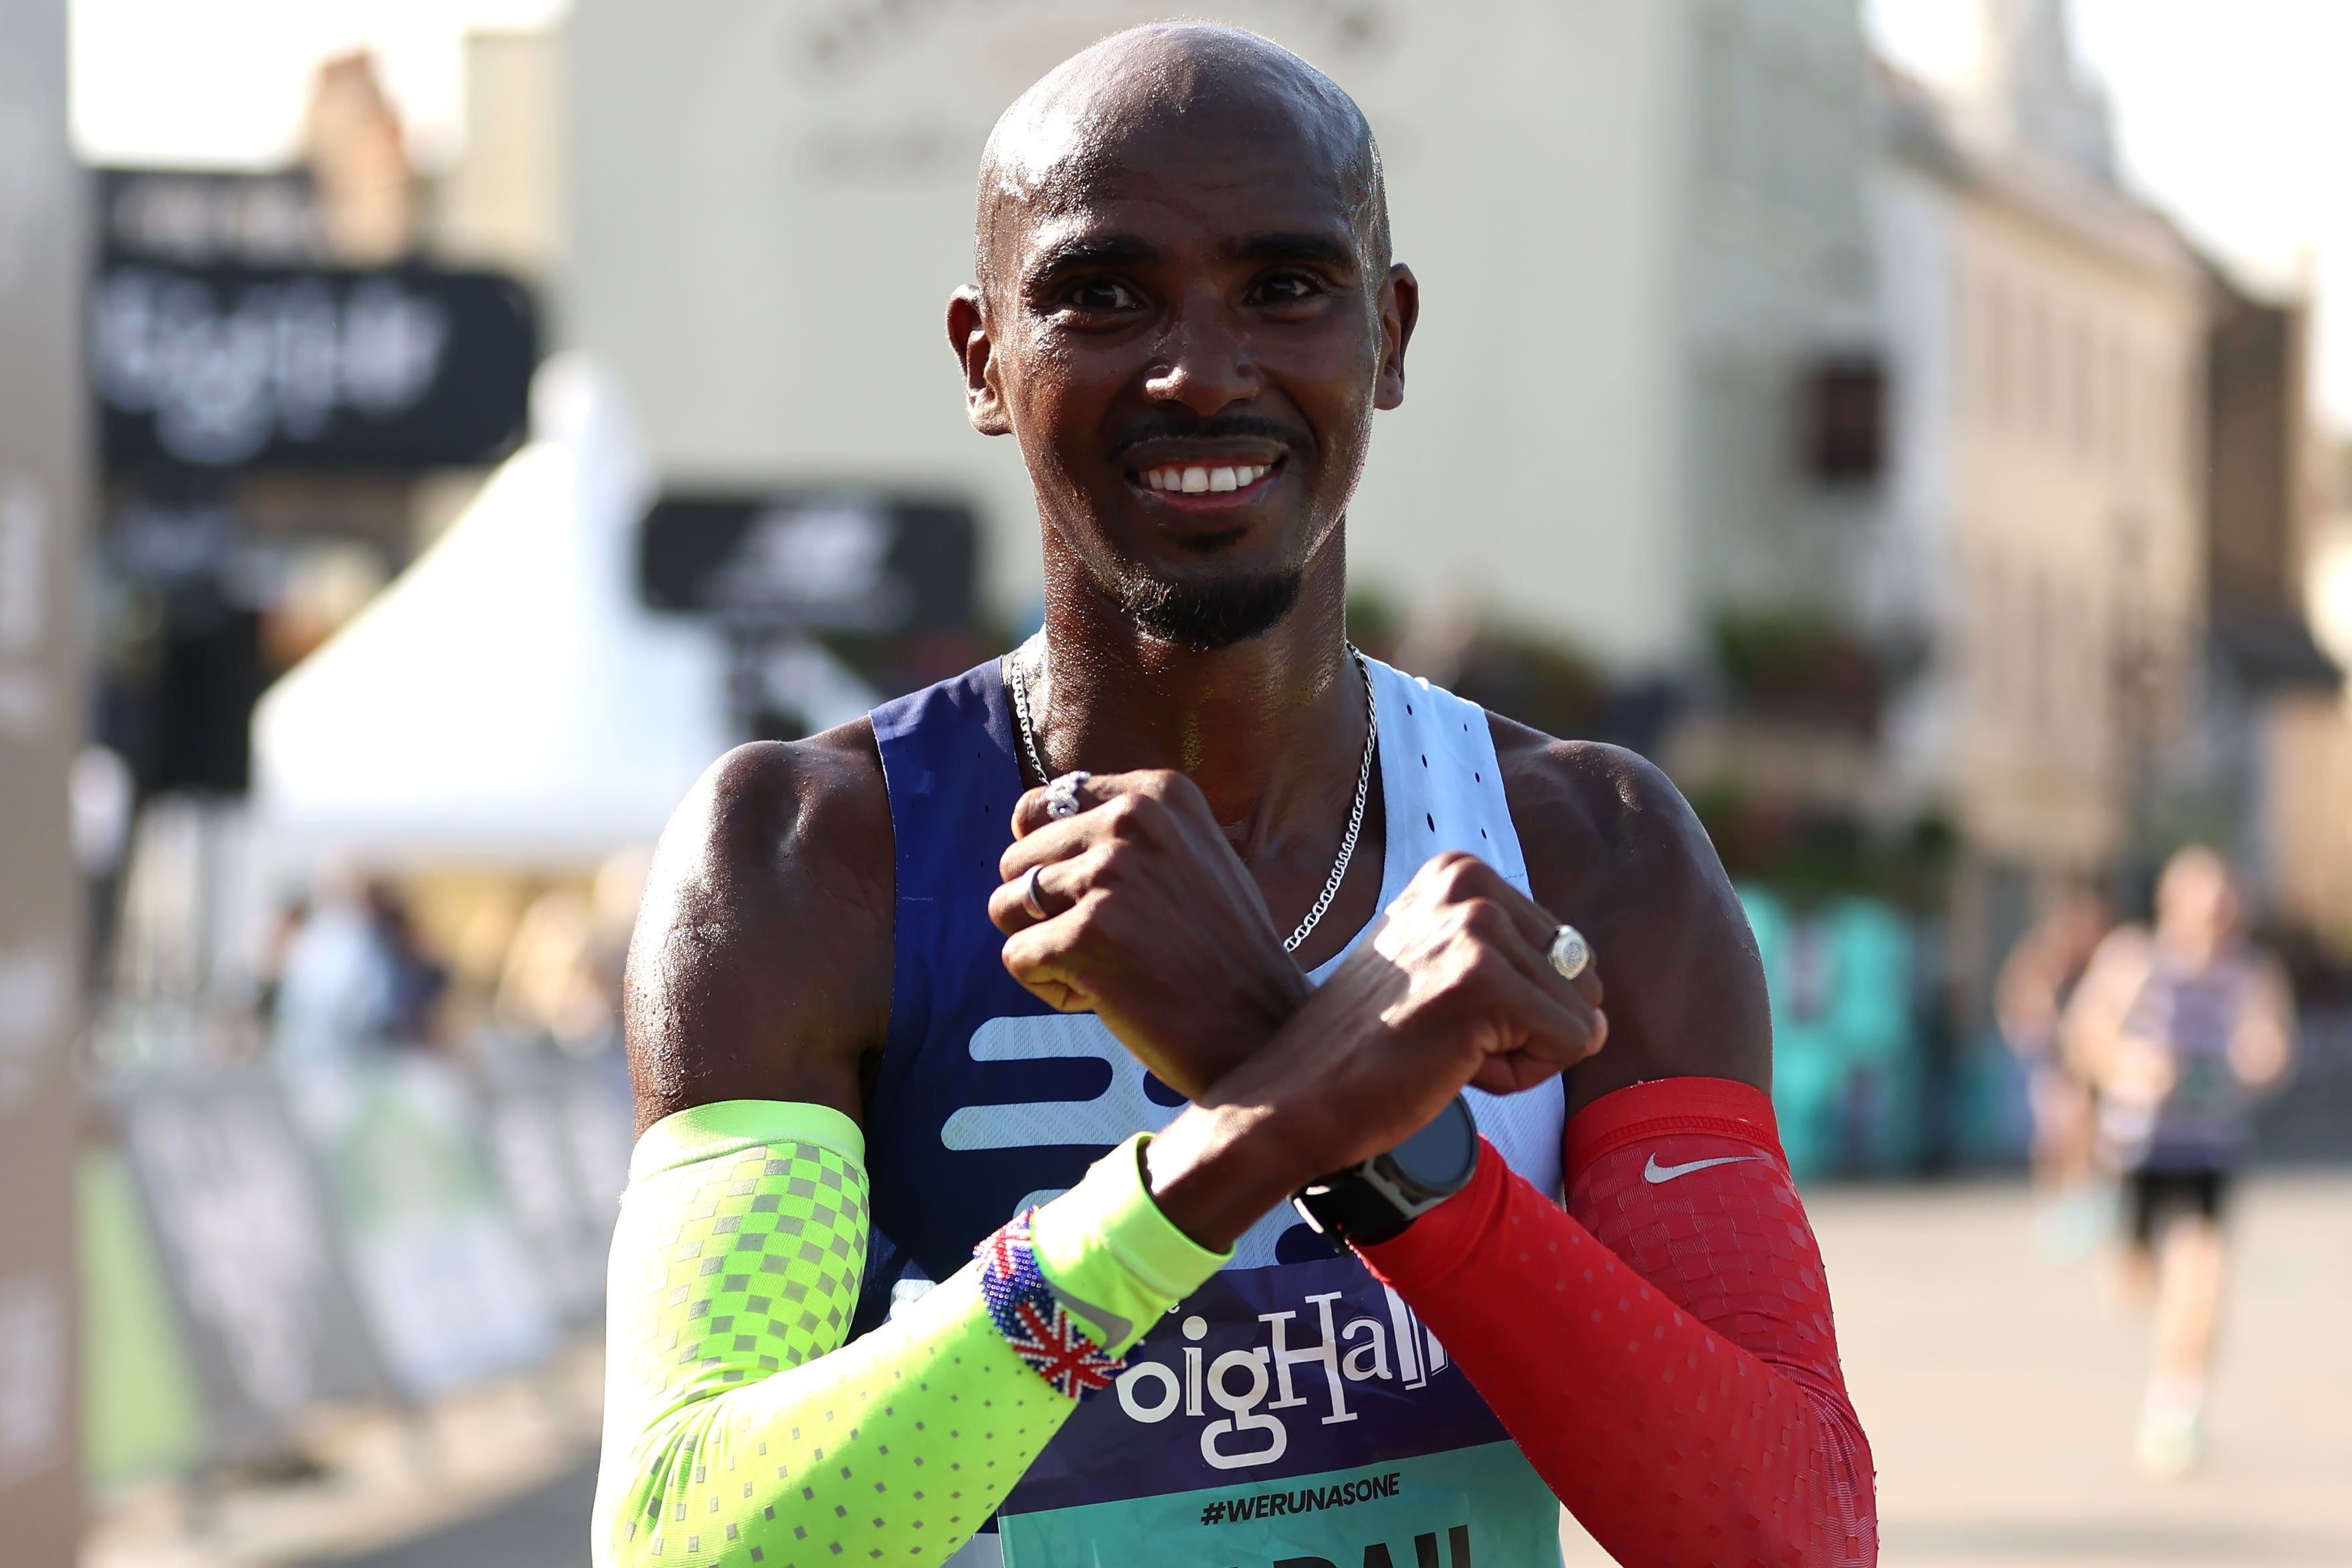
[1143,289,1260,415]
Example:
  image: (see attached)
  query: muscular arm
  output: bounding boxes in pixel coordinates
[621,730,894,1132]
[597,733,1224,1567]
[1361,728,1876,1566]
[1490,724,1772,1110]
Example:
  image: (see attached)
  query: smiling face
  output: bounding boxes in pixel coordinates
[949,26,1414,650]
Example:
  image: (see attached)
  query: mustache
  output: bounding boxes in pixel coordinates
[1105,414,1312,464]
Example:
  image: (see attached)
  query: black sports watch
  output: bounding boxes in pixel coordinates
[1290,1094,1480,1246]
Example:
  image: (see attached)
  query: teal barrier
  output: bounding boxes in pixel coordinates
[1743,887,1923,1179]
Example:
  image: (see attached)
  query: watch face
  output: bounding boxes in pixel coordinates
[1387,1096,1479,1196]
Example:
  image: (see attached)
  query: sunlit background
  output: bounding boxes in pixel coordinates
[1,1,2349,1565]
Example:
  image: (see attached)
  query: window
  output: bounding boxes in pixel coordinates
[1807,357,1886,482]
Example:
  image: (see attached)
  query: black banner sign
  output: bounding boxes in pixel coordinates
[98,167,328,268]
[93,262,536,472]
[640,491,977,635]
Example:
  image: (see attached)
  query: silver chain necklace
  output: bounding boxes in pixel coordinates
[1007,640,1379,954]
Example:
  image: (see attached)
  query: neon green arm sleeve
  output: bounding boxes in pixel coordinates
[591,1101,1224,1567]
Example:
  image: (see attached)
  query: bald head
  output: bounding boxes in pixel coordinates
[975,24,1389,299]
[946,23,1417,654]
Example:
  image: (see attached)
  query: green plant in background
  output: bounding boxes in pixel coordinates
[1710,609,1886,736]
[82,1150,208,1488]
[1343,592,1403,663]
[1451,623,1610,743]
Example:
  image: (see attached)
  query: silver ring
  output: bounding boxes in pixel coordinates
[1019,864,1052,920]
[1548,924,1591,982]
[1044,769,1092,821]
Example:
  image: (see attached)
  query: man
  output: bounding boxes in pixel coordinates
[2063,846,2293,1477]
[1995,887,2111,1256]
[596,24,1873,1568]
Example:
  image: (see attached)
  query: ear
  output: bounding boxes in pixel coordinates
[1375,263,1418,411]
[947,284,1011,436]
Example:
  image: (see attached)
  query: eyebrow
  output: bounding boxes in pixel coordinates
[1025,234,1161,282]
[1230,231,1359,271]
[1023,228,1362,286]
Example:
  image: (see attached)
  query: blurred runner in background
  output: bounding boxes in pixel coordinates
[2063,846,2295,1478]
[1996,887,2111,1258]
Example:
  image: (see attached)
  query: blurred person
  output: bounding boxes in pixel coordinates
[1995,887,2111,1257]
[2063,846,2295,1478]
[273,880,393,1073]
[363,878,448,1044]
[250,894,312,1027]
[494,850,645,1052]
[601,24,1871,1568]
[496,887,603,1043]
[274,876,447,1069]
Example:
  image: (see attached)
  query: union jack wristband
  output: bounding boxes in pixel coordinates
[974,1209,1125,1400]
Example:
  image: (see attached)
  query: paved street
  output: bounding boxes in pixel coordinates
[1835,1171,2352,1567]
[98,1173,2352,1568]
[1567,1171,2352,1567]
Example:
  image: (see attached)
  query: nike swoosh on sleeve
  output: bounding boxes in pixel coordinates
[1642,1153,1763,1185]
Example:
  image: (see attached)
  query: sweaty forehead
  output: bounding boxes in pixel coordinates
[977,25,1383,286]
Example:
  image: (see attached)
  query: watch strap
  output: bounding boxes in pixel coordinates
[1291,1096,1478,1246]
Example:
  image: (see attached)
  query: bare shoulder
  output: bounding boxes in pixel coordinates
[1486,714,1771,1111]
[2079,924,2155,991]
[623,718,896,1134]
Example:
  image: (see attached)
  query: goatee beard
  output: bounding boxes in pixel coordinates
[1120,569,1304,650]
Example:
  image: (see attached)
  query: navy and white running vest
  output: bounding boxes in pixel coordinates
[866,653,1566,1568]
[2100,950,2266,1174]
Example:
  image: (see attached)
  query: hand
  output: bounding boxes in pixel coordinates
[1146,852,1607,1248]
[987,770,1313,1098]
[2101,1034,2177,1105]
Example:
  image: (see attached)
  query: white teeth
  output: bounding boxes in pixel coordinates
[1137,462,1272,492]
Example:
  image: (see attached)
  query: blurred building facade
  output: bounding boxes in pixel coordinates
[547,0,1877,674]
[1871,41,2207,899]
[2199,268,2352,946]
[1869,0,2349,976]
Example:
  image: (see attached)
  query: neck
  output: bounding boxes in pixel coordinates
[2159,927,2225,968]
[1023,530,1365,854]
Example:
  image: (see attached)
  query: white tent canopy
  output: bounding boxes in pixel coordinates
[252,356,733,870]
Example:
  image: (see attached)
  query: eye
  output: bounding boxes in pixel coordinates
[1250,270,1327,307]
[1062,277,1143,313]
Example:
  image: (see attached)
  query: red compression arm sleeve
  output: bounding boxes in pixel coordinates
[1359,1078,1876,1567]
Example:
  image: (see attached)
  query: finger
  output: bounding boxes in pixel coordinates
[985,858,1074,935]
[1466,1018,1606,1096]
[1476,958,1609,1080]
[999,917,1100,1014]
[1496,892,1603,1010]
[1468,1017,1610,1096]
[1009,767,1163,839]
[1476,900,1606,1022]
[1474,878,1605,1011]
[999,811,1096,884]
[1407,854,1604,1009]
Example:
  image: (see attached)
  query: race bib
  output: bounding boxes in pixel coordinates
[997,1254,1561,1568]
